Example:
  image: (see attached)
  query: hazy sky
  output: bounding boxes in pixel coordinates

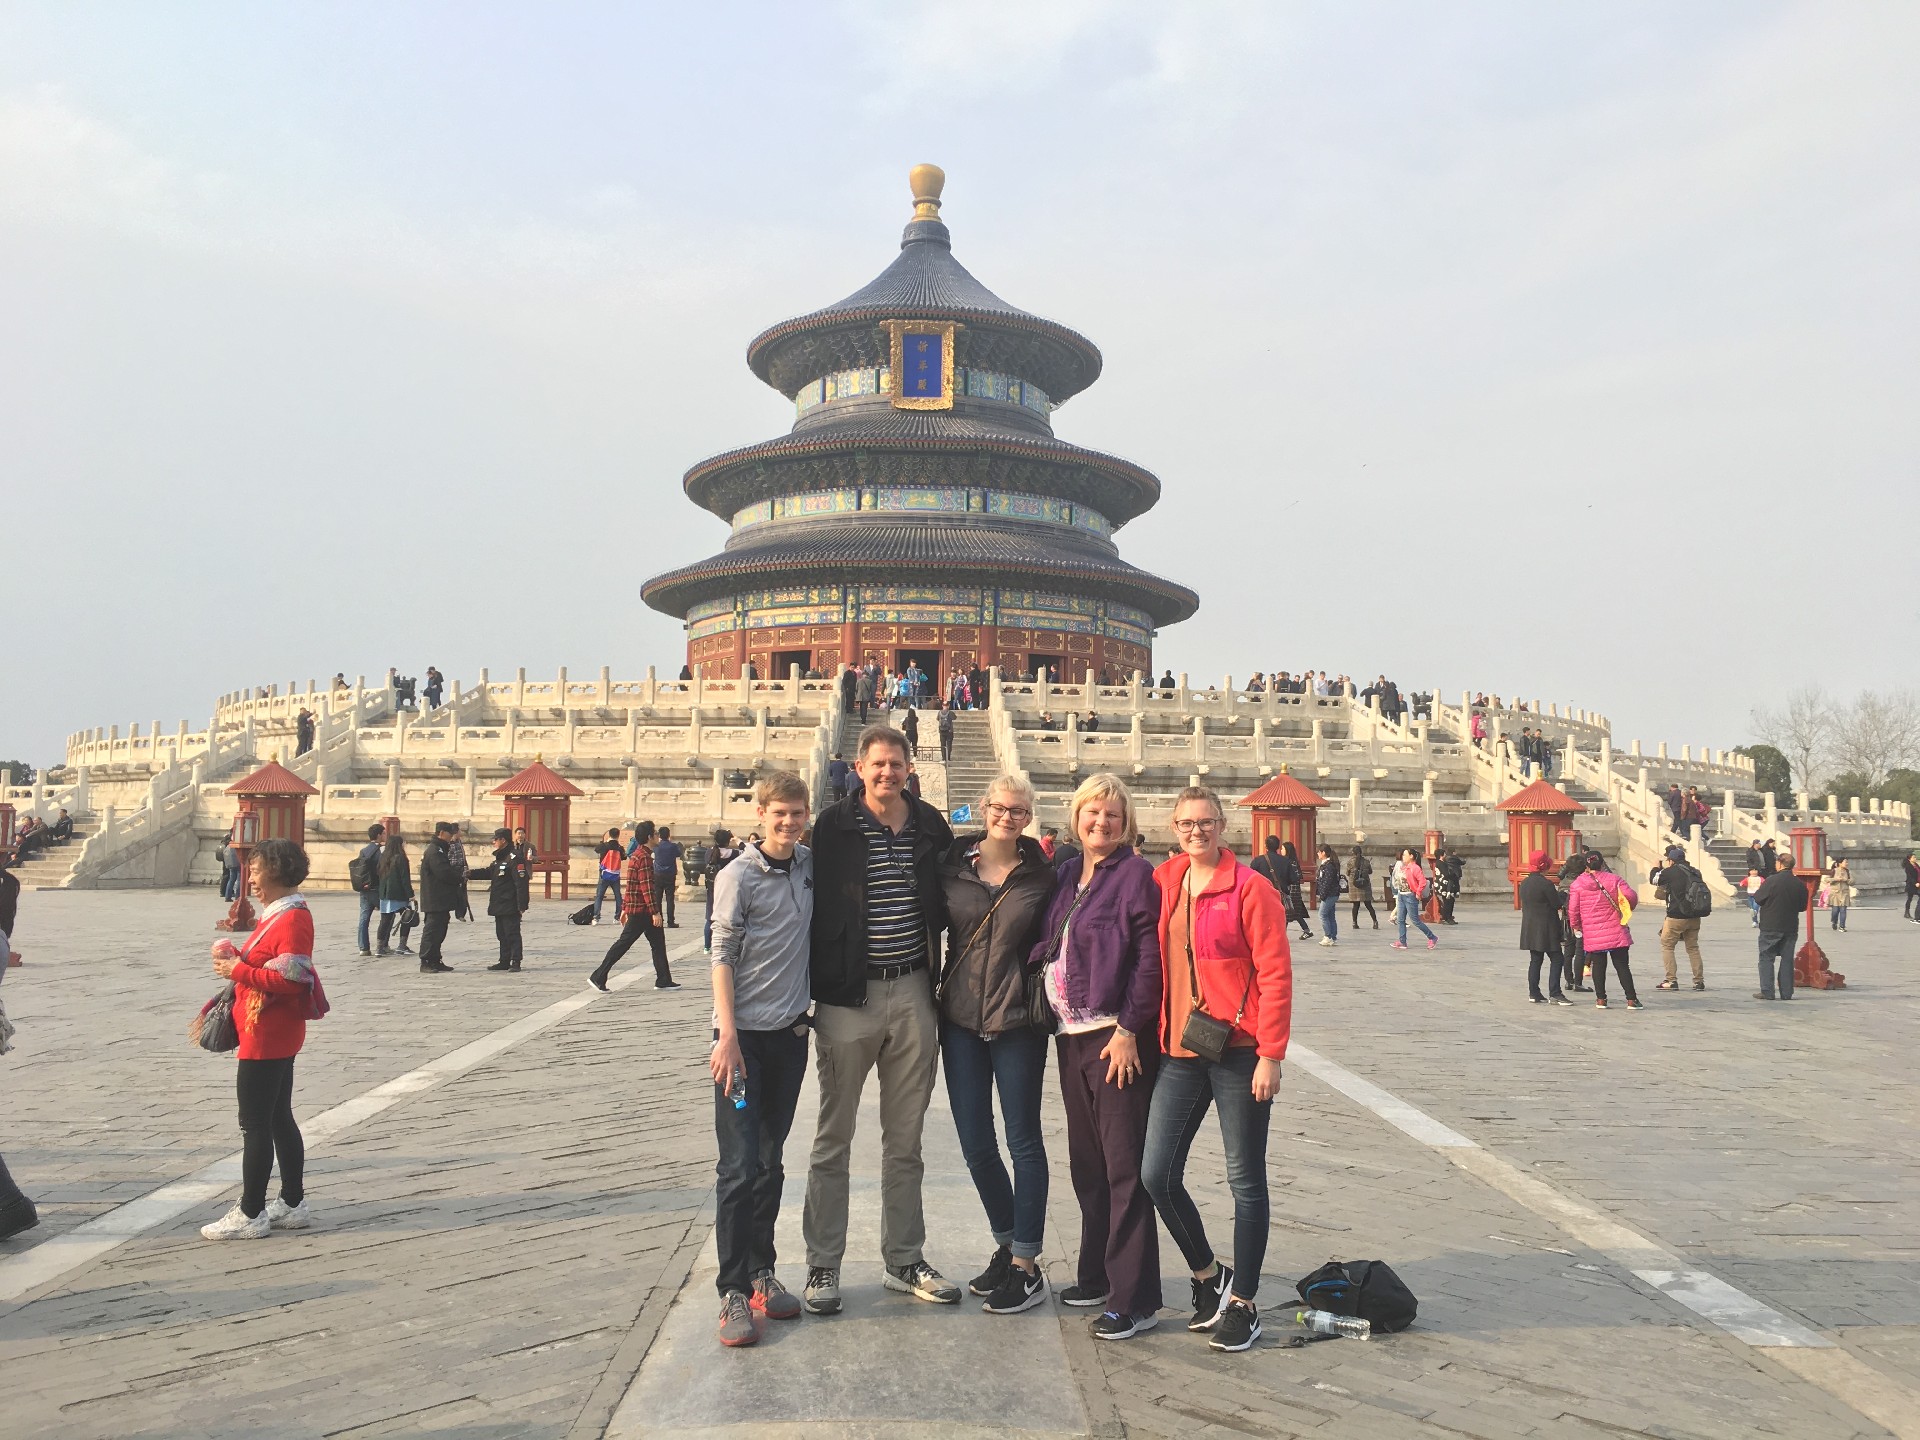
[5,3,1915,767]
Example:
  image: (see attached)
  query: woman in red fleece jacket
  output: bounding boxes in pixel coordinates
[1144,786,1292,1355]
[201,838,325,1241]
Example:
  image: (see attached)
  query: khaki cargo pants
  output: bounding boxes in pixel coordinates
[802,969,940,1271]
[1660,917,1704,985]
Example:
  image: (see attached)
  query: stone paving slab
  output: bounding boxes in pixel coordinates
[0,890,1915,1436]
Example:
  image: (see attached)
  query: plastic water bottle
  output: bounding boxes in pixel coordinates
[1296,1308,1371,1340]
[727,1067,748,1111]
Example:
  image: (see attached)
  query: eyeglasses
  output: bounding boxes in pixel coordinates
[1171,819,1221,834]
[986,804,1033,821]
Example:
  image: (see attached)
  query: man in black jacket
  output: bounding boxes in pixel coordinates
[1752,853,1808,1000]
[470,828,525,972]
[1653,845,1707,991]
[800,723,957,1316]
[417,821,462,974]
[353,823,384,956]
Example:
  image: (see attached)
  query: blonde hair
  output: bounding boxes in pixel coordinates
[980,772,1036,818]
[1172,784,1224,820]
[1068,772,1138,848]
[754,770,810,810]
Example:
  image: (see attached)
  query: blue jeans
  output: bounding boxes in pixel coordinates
[1143,1047,1271,1301]
[357,891,377,952]
[593,872,623,921]
[1757,929,1795,999]
[1319,897,1338,941]
[1829,904,1848,931]
[1396,892,1437,944]
[941,1019,1048,1259]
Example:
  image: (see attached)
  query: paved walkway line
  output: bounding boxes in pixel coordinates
[0,963,670,1307]
[1289,1042,1920,1440]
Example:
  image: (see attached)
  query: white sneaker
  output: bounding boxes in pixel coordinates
[1318,937,1335,947]
[201,1204,271,1241]
[266,1197,312,1230]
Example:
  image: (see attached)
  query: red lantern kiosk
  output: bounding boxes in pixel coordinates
[1495,779,1586,908]
[1238,770,1329,899]
[1790,824,1845,990]
[220,760,318,932]
[493,760,582,901]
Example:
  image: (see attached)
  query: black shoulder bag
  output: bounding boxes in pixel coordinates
[1178,876,1253,1064]
[1028,876,1095,1035]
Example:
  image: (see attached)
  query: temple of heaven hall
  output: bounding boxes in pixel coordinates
[642,164,1198,687]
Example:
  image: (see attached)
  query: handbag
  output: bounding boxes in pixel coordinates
[1598,874,1633,925]
[1177,878,1253,1064]
[1028,878,1095,1035]
[190,982,239,1053]
[399,903,421,929]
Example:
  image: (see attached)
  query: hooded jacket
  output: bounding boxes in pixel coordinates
[1566,869,1638,950]
[936,834,1055,1036]
[1153,850,1293,1060]
[809,790,953,1007]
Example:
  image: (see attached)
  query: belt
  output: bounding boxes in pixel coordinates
[866,957,928,981]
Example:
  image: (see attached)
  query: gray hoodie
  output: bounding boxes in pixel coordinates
[709,841,814,1031]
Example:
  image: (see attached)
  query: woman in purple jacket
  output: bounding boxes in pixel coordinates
[1032,772,1164,1342]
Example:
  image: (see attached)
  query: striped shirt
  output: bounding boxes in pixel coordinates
[859,804,925,968]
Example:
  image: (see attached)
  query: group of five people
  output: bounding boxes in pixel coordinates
[705,722,1293,1352]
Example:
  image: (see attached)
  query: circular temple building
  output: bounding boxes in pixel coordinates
[642,165,1198,688]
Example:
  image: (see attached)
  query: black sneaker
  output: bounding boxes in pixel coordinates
[1188,1263,1233,1331]
[0,1193,40,1241]
[970,1245,1012,1297]
[982,1264,1049,1315]
[1210,1298,1261,1352]
[655,981,683,991]
[1090,1310,1158,1341]
[588,972,610,993]
[1059,1282,1110,1308]
[486,961,512,971]
[883,1261,960,1304]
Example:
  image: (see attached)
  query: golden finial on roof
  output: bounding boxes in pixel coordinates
[909,163,946,221]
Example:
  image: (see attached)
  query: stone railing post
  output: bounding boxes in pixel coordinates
[463,765,478,819]
[1422,776,1435,829]
[313,764,328,815]
[1129,713,1144,764]
[384,764,401,816]
[1348,776,1362,835]
[643,665,658,709]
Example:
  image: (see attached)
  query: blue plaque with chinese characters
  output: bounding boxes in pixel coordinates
[887,319,958,410]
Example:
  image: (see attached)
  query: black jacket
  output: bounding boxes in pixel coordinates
[419,838,463,912]
[1315,856,1341,902]
[1754,868,1808,934]
[1654,861,1701,919]
[469,846,522,917]
[809,791,953,1007]
[1517,872,1563,951]
[936,835,1054,1036]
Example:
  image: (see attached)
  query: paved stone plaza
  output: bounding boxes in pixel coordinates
[0,888,1916,1438]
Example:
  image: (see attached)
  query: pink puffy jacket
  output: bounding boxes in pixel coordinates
[1566,870,1638,951]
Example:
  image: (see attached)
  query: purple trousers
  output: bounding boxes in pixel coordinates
[1057,1029,1162,1317]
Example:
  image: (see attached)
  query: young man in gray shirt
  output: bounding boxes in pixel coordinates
[709,770,815,1347]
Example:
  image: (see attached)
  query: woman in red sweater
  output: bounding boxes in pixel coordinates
[201,838,327,1240]
[1144,786,1292,1354]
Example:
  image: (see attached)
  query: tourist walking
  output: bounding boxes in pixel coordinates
[466,828,524,972]
[902,706,920,759]
[374,833,415,957]
[1435,850,1464,924]
[218,831,241,901]
[1347,846,1378,928]
[1517,851,1572,1004]
[200,839,325,1239]
[1559,855,1590,989]
[294,708,316,756]
[445,823,473,922]
[1390,848,1439,950]
[593,828,625,922]
[801,723,959,1314]
[422,666,443,710]
[855,668,874,724]
[1653,845,1708,990]
[938,702,956,763]
[1033,773,1163,1342]
[417,822,462,972]
[1314,844,1341,948]
[654,827,683,927]
[1828,856,1854,930]
[935,774,1057,1316]
[352,823,383,955]
[708,772,815,1347]
[1752,851,1807,1000]
[1904,852,1920,921]
[703,828,742,952]
[1565,852,1641,1009]
[1251,837,1311,942]
[1145,786,1291,1353]
[0,860,37,1241]
[510,827,535,911]
[591,821,676,990]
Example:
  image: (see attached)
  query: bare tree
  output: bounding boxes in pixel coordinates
[1829,689,1920,788]
[1751,685,1834,792]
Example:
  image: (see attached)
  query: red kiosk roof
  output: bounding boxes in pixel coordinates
[1495,779,1586,814]
[491,760,585,797]
[227,760,319,796]
[1238,772,1329,809]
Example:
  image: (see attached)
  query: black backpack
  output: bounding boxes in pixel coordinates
[348,849,376,893]
[1295,1259,1418,1333]
[1668,863,1714,919]
[568,904,596,926]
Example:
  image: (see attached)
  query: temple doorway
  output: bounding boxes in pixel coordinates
[894,649,942,705]
[771,649,812,679]
[1026,653,1064,683]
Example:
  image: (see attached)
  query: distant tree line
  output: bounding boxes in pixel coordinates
[1748,687,1920,837]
